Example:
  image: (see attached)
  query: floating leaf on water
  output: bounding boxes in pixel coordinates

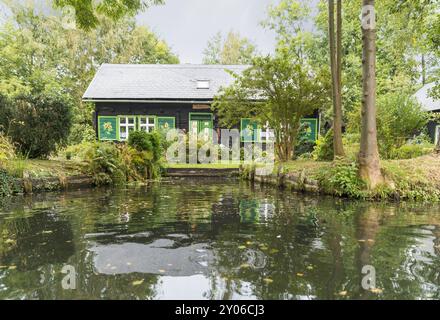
[370,288,383,294]
[263,278,273,284]
[132,279,144,286]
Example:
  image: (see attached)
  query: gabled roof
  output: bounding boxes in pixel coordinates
[414,82,440,112]
[82,64,248,102]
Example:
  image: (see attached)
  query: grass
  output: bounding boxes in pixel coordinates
[4,159,85,178]
[382,154,440,188]
[280,160,330,178]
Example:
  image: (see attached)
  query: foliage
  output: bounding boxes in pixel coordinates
[0,3,179,144]
[0,91,73,159]
[347,93,430,159]
[128,131,163,161]
[213,48,329,161]
[295,123,317,159]
[313,129,334,161]
[53,0,164,30]
[0,169,18,198]
[0,133,16,164]
[390,143,434,160]
[314,0,439,118]
[84,142,126,186]
[317,161,367,198]
[203,31,257,65]
[127,131,164,179]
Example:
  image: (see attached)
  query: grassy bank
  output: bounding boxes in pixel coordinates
[247,154,440,202]
[4,159,85,178]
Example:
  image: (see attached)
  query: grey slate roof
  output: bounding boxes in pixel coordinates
[83,64,249,101]
[414,82,440,112]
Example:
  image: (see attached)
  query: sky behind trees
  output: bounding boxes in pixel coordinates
[136,0,281,63]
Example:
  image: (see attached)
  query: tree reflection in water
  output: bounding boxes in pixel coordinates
[0,179,440,299]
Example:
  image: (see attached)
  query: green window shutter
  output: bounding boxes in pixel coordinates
[98,116,118,141]
[241,118,259,142]
[157,117,175,132]
[300,118,319,142]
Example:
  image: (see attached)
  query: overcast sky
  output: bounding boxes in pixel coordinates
[136,0,281,64]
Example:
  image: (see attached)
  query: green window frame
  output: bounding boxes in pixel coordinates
[189,113,213,140]
[118,115,136,141]
[240,118,259,142]
[98,116,118,141]
[138,115,157,133]
[300,118,319,142]
[157,117,176,132]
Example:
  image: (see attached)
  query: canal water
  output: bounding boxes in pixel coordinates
[0,178,439,299]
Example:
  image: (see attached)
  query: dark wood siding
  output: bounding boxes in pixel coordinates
[95,102,218,133]
[94,101,321,142]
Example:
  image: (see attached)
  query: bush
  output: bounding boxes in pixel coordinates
[0,169,19,197]
[390,143,433,160]
[128,131,163,162]
[0,91,73,159]
[84,142,126,186]
[317,160,367,198]
[313,129,334,161]
[347,92,429,159]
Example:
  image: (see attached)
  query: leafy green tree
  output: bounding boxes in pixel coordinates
[203,31,257,65]
[314,0,439,116]
[53,0,164,30]
[0,2,179,144]
[213,48,329,161]
[0,90,73,158]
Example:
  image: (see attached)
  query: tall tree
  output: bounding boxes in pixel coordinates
[53,0,164,30]
[203,31,257,65]
[0,2,179,144]
[358,0,383,188]
[328,0,345,158]
[213,48,329,161]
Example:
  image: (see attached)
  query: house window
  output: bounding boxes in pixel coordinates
[196,80,210,89]
[119,116,136,141]
[139,116,156,133]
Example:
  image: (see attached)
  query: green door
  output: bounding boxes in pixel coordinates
[189,113,213,141]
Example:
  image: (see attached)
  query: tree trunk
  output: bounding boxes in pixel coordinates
[329,0,345,158]
[421,54,426,86]
[358,0,384,189]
